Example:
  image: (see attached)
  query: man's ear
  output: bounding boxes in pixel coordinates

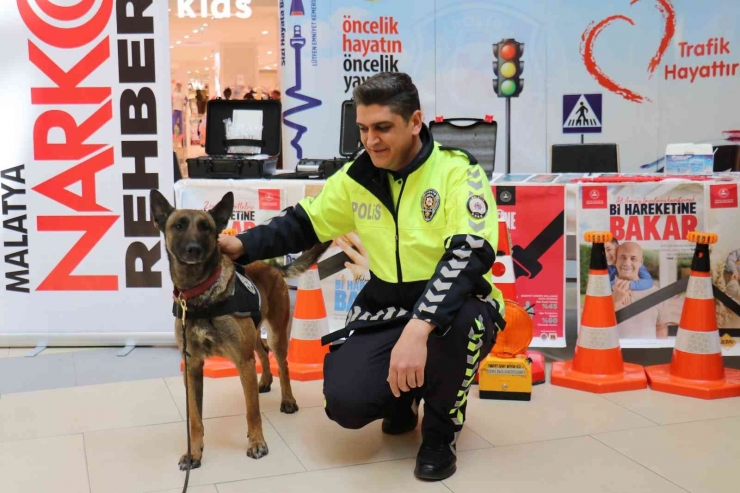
[209,191,234,233]
[410,109,423,136]
[150,189,174,232]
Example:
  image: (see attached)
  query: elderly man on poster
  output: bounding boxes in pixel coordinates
[611,242,681,339]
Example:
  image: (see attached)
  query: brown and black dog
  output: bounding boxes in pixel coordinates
[150,189,329,470]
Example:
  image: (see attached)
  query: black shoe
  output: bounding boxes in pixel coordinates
[382,398,418,435]
[414,438,457,481]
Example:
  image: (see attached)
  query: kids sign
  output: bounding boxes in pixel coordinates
[177,0,253,19]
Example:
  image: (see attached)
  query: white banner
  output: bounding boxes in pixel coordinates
[173,179,290,231]
[0,1,174,346]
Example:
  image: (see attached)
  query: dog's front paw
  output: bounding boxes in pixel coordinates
[246,440,269,459]
[280,399,299,414]
[178,454,202,471]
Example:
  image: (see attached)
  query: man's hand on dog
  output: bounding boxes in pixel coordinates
[218,233,244,260]
[388,319,434,397]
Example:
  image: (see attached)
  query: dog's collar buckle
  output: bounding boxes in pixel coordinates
[178,295,188,326]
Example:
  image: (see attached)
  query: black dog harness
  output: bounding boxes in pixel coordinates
[172,264,263,327]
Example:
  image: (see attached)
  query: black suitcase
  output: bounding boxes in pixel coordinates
[429,116,497,177]
[187,99,282,179]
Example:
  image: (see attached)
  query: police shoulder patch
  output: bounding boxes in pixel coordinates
[421,189,441,222]
[467,194,488,219]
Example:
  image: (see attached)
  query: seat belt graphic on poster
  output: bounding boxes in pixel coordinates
[511,211,565,279]
[614,277,689,324]
[713,286,740,337]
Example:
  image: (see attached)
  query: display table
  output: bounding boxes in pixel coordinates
[173,171,740,356]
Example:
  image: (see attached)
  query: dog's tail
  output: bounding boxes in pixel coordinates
[277,241,332,279]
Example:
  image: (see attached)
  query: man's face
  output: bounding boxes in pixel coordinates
[356,104,422,172]
[615,242,643,281]
[605,241,617,265]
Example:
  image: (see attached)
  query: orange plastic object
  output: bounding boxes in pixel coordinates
[646,231,740,399]
[551,231,647,393]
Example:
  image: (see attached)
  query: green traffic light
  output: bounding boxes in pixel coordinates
[501,62,516,78]
[501,79,517,96]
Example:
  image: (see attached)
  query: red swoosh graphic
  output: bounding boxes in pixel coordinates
[582,0,676,103]
[632,0,676,77]
[580,15,650,103]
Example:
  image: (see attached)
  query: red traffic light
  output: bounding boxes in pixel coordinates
[501,43,516,60]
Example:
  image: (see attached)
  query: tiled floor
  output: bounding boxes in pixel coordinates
[2,351,740,493]
[2,284,739,492]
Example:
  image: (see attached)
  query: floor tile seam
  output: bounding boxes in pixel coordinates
[590,434,692,493]
[593,393,663,426]
[163,377,186,422]
[82,434,93,493]
[593,413,740,433]
[0,417,187,445]
[260,411,309,472]
[0,374,181,398]
[209,455,420,489]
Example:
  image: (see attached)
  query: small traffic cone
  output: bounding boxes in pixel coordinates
[274,263,330,381]
[645,232,740,399]
[493,219,517,301]
[551,231,647,393]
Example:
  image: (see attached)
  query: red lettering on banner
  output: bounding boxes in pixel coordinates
[611,215,698,241]
[626,216,643,241]
[642,215,660,240]
[33,101,112,160]
[36,215,118,291]
[610,216,625,240]
[29,38,111,105]
[35,0,96,21]
[19,0,117,291]
[32,148,114,212]
[16,0,113,49]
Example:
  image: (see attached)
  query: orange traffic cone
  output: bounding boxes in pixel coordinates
[645,232,740,399]
[492,219,517,301]
[275,263,330,381]
[551,231,647,393]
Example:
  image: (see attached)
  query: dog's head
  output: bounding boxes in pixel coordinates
[150,189,234,265]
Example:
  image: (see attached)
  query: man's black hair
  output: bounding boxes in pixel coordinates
[352,72,421,122]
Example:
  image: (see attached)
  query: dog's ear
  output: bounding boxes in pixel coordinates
[150,189,174,232]
[208,191,234,233]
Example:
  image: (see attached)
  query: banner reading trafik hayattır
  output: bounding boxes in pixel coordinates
[278,0,435,170]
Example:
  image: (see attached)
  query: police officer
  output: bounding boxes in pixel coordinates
[218,72,505,481]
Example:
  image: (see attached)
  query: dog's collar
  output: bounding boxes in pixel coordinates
[173,265,223,300]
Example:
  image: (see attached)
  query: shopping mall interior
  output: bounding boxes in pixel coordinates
[168,0,281,168]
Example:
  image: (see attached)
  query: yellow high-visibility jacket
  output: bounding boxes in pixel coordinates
[236,125,504,338]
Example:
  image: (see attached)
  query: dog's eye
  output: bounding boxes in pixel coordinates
[198,220,212,232]
[173,221,186,230]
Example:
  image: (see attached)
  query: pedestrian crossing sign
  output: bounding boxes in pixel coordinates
[563,94,602,134]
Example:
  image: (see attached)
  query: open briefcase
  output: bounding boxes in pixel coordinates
[187,99,282,179]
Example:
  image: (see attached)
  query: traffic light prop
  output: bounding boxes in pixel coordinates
[493,39,524,98]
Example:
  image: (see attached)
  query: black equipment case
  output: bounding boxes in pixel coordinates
[187,99,282,179]
[292,99,364,180]
[429,116,497,177]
